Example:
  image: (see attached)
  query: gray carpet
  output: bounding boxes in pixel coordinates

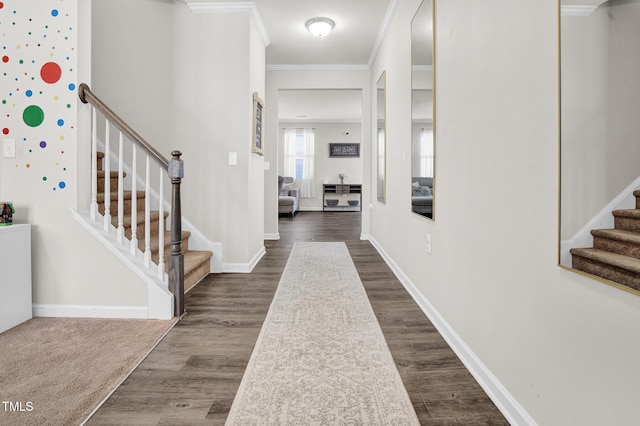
[226,242,420,425]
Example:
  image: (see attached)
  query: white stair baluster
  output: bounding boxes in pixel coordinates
[117,132,125,244]
[158,169,165,280]
[144,155,151,268]
[130,145,138,256]
[103,122,111,233]
[90,108,98,221]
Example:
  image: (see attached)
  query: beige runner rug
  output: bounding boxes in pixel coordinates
[226,242,419,425]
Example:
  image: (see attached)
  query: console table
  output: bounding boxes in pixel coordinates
[0,224,32,333]
[323,184,362,212]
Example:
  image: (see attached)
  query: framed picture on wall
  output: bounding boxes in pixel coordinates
[329,143,360,158]
[252,92,264,156]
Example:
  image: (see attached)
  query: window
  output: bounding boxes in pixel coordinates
[283,128,315,198]
[419,128,434,178]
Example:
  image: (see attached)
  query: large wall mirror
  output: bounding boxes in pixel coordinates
[560,1,640,295]
[377,71,386,203]
[411,0,435,219]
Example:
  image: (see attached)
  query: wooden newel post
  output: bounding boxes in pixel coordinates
[168,150,185,317]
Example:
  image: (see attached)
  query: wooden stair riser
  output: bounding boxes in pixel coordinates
[571,254,640,292]
[593,235,640,260]
[98,195,146,218]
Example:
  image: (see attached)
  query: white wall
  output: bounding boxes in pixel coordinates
[279,121,363,211]
[265,70,371,239]
[0,0,148,312]
[92,0,266,269]
[370,0,640,424]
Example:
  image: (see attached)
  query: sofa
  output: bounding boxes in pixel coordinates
[411,177,433,218]
[278,176,300,217]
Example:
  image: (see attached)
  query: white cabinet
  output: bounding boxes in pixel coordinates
[0,224,32,333]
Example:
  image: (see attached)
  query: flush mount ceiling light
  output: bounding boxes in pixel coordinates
[305,17,335,38]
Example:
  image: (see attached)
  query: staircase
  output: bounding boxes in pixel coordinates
[571,190,640,292]
[75,83,214,319]
[95,151,212,293]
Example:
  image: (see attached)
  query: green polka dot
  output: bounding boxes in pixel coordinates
[23,105,44,127]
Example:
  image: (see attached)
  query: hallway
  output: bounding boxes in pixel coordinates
[87,212,507,425]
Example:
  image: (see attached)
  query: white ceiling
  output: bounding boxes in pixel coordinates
[278,90,363,122]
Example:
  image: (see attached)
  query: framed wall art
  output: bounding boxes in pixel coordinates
[252,92,264,156]
[329,143,360,158]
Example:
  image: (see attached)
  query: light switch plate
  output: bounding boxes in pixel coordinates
[228,152,237,165]
[3,138,16,158]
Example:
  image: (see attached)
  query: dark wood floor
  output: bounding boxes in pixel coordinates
[87,212,508,425]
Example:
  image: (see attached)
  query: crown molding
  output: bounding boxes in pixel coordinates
[561,5,598,16]
[267,64,370,72]
[368,0,400,68]
[185,2,270,46]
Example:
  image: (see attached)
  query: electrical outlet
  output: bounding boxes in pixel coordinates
[426,233,432,254]
[3,138,16,158]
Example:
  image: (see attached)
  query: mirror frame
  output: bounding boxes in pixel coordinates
[558,0,640,297]
[410,0,436,220]
[377,71,387,203]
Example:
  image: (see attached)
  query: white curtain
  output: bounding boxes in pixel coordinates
[283,128,315,198]
[419,128,434,177]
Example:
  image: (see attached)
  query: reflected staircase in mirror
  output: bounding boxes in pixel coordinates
[571,190,640,293]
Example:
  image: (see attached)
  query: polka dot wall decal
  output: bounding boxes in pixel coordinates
[42,177,47,181]
[68,83,75,91]
[58,181,66,189]
[51,9,59,17]
[39,141,46,148]
[57,119,64,126]
[40,62,61,84]
[2,128,9,135]
[25,90,32,97]
[2,55,8,63]
[23,105,44,127]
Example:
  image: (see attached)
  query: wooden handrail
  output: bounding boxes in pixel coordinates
[78,83,169,170]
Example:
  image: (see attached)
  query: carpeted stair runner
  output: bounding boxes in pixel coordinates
[96,151,211,292]
[571,190,640,292]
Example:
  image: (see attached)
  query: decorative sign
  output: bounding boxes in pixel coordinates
[252,92,264,155]
[329,143,360,158]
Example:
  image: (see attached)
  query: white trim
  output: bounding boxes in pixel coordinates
[360,233,370,241]
[33,304,148,319]
[368,236,537,426]
[223,246,266,273]
[560,177,640,267]
[561,5,598,16]
[185,1,270,47]
[368,0,400,68]
[267,64,369,72]
[264,233,280,240]
[70,208,174,320]
[299,207,324,212]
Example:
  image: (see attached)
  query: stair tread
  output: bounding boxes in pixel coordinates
[96,170,121,178]
[184,250,213,270]
[591,228,640,245]
[570,248,640,274]
[97,190,147,202]
[612,209,640,218]
[142,230,191,252]
[114,210,168,227]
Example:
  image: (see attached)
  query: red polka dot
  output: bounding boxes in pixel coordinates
[2,56,9,63]
[0,3,4,9]
[2,128,9,135]
[40,62,62,84]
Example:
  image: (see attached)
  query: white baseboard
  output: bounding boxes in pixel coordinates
[223,246,266,273]
[298,207,324,212]
[264,233,280,240]
[33,304,148,319]
[368,236,536,426]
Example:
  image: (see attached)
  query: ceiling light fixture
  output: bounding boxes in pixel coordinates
[305,17,335,38]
